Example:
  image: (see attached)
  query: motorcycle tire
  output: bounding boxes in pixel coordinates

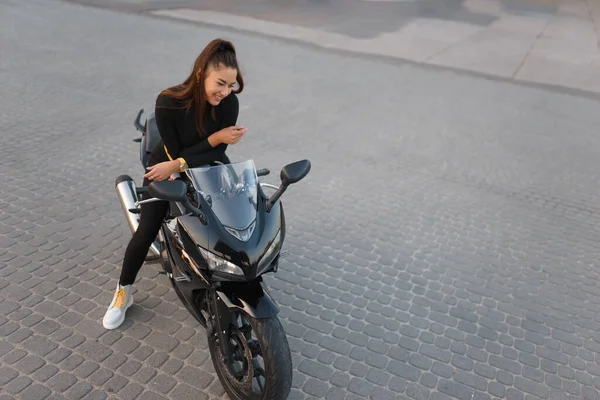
[208,313,293,400]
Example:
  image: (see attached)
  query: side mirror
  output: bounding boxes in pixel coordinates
[148,180,187,202]
[281,160,311,187]
[266,159,311,212]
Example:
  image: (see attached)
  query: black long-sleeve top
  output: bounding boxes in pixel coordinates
[148,92,239,168]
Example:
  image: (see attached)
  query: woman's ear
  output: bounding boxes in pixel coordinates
[196,69,202,83]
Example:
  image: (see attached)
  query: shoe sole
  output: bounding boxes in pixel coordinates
[102,295,134,330]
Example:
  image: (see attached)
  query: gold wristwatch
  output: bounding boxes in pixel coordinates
[177,158,188,172]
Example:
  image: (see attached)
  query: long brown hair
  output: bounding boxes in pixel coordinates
[159,38,244,134]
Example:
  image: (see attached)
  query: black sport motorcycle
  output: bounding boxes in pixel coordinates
[114,108,310,400]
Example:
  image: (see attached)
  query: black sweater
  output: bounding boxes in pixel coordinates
[149,92,239,168]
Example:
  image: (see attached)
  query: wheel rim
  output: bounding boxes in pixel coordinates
[209,312,267,396]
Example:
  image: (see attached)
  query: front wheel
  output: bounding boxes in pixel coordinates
[207,312,292,400]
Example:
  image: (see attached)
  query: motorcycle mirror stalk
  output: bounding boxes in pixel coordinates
[266,159,311,212]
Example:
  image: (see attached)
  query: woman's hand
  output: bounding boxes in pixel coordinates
[144,160,180,181]
[211,126,247,146]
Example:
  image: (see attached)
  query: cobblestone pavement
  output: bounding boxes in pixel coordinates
[2,0,600,399]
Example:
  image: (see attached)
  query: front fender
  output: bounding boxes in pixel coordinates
[216,280,280,319]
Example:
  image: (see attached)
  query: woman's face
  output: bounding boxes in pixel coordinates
[203,65,238,106]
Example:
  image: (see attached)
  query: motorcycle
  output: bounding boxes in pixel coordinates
[114,108,311,399]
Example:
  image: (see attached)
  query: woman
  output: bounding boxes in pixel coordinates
[103,38,247,330]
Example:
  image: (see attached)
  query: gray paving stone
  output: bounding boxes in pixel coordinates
[4,349,28,365]
[438,379,474,400]
[349,362,369,378]
[365,368,391,386]
[318,350,337,365]
[118,360,143,377]
[133,366,158,384]
[364,352,388,369]
[301,343,319,359]
[14,354,46,374]
[47,371,77,392]
[325,386,346,400]
[489,355,522,375]
[431,361,454,380]
[59,353,84,371]
[347,377,373,397]
[73,361,99,379]
[302,377,329,398]
[386,361,421,382]
[20,383,53,400]
[64,381,94,399]
[582,386,600,400]
[83,390,108,400]
[419,344,451,363]
[89,368,114,386]
[175,365,213,390]
[32,365,59,382]
[4,376,33,395]
[150,374,177,394]
[454,370,488,392]
[0,366,19,385]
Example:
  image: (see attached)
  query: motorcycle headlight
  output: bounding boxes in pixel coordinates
[198,248,244,276]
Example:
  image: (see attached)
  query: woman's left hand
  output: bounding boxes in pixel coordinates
[144,160,180,181]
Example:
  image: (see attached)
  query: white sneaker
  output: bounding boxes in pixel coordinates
[102,283,133,329]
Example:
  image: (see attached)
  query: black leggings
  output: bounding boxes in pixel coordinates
[119,177,169,286]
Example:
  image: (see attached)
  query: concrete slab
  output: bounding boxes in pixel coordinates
[427,28,537,76]
[397,18,483,44]
[516,53,600,93]
[585,0,600,45]
[489,14,549,34]
[558,0,591,19]
[528,34,598,64]
[462,0,506,16]
[498,0,561,15]
[544,15,598,40]
[353,31,450,62]
[152,8,349,48]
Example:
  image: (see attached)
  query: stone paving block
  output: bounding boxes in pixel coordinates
[169,384,209,400]
[0,366,19,386]
[19,383,53,399]
[106,374,129,393]
[73,361,100,379]
[118,382,145,400]
[14,354,46,375]
[64,381,94,399]
[46,371,78,393]
[31,364,60,383]
[4,376,33,395]
[160,358,184,375]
